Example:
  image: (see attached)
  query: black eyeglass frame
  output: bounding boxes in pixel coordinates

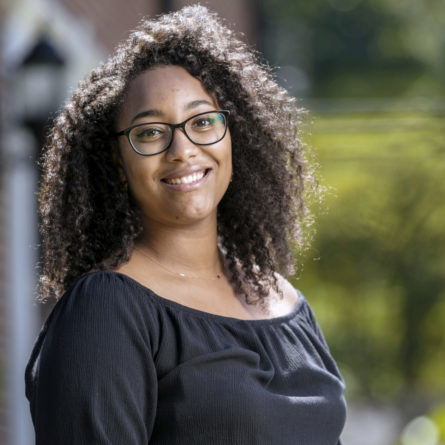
[115,109,230,157]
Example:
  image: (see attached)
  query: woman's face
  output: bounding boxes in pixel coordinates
[117,65,232,229]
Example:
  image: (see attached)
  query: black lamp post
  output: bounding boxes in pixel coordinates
[16,35,65,150]
[16,36,66,323]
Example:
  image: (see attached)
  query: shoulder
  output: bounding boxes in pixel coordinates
[46,271,160,345]
[274,273,301,306]
[31,271,160,379]
[273,279,328,346]
[61,270,148,309]
[261,273,301,317]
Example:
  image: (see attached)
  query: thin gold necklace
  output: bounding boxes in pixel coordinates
[135,246,224,280]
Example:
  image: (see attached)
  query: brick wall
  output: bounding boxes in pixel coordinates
[59,0,162,52]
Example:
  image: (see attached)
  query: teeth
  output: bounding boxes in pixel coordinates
[165,170,205,185]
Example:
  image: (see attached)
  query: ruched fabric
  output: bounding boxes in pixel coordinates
[26,271,346,444]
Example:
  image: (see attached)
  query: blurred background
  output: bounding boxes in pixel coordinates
[0,0,444,444]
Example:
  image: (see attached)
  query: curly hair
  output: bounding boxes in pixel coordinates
[38,5,315,303]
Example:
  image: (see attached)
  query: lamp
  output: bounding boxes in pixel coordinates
[15,35,65,144]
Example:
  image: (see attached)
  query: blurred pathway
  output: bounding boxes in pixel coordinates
[342,402,401,445]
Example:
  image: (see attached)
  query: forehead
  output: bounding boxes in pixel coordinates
[123,65,216,112]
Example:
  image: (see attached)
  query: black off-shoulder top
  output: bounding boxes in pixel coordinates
[25,271,346,444]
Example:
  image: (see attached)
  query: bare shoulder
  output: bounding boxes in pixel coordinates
[275,273,300,304]
[263,273,300,316]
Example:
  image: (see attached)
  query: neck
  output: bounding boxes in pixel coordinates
[137,216,222,275]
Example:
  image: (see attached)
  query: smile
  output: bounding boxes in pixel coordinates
[162,169,208,185]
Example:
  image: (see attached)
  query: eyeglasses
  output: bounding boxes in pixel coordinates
[116,110,230,156]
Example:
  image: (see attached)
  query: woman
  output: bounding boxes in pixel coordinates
[26,5,346,444]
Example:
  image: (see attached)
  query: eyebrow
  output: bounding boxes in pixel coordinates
[184,99,214,111]
[130,99,215,124]
[130,109,162,124]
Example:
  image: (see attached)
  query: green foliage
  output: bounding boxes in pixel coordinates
[294,108,445,400]
[261,0,445,97]
[430,403,445,443]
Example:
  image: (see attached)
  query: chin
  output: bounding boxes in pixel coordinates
[170,201,217,224]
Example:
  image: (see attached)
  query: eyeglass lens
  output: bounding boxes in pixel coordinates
[129,111,227,155]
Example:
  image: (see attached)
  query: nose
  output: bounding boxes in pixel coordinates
[165,127,199,162]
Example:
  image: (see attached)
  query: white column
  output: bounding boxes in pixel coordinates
[4,128,40,445]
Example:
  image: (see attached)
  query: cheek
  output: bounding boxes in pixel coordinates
[222,141,233,180]
[120,152,157,196]
[215,142,233,197]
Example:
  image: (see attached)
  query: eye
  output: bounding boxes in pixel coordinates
[132,125,166,142]
[192,117,212,129]
[190,113,224,132]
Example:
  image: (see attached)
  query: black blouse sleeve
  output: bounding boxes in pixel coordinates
[26,272,158,444]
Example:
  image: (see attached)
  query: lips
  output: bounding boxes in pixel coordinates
[161,168,210,186]
[163,170,206,185]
